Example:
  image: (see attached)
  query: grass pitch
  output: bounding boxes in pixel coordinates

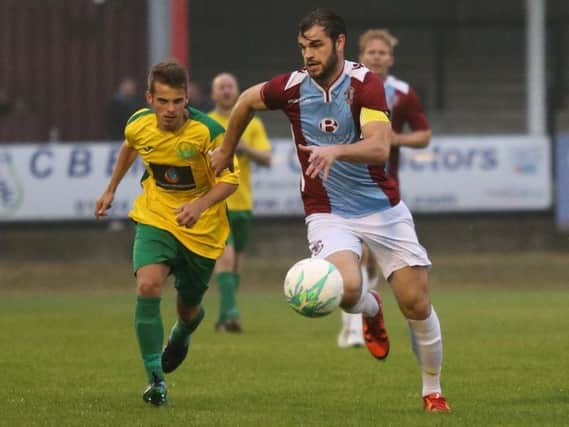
[1,253,568,426]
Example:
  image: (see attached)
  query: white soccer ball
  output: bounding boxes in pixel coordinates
[283,258,344,318]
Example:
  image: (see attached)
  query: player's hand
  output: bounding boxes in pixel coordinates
[175,200,206,228]
[298,144,339,181]
[209,147,234,176]
[95,191,114,219]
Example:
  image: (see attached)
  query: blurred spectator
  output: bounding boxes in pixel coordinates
[187,81,213,112]
[0,93,42,142]
[0,88,12,116]
[107,77,139,140]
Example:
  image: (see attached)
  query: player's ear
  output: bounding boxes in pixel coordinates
[336,34,346,52]
[145,90,153,105]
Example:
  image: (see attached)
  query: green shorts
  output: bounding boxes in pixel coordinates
[133,223,216,306]
[226,210,253,253]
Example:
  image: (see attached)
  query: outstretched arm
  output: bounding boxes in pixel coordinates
[95,141,138,219]
[392,129,431,148]
[210,83,268,175]
[237,142,272,167]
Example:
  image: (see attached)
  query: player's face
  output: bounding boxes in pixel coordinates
[359,38,393,78]
[298,25,345,85]
[146,81,188,132]
[211,74,239,111]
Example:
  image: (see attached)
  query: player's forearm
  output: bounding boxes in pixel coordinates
[105,142,138,193]
[335,122,391,164]
[394,129,431,148]
[334,139,389,164]
[241,145,272,166]
[197,182,238,210]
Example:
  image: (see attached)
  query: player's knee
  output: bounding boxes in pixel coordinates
[340,273,363,308]
[178,303,201,323]
[136,278,162,297]
[400,295,431,320]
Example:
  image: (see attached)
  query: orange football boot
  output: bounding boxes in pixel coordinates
[423,393,451,412]
[362,290,390,360]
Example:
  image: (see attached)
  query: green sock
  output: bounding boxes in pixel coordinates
[169,306,205,347]
[217,272,238,322]
[227,273,240,319]
[134,296,164,383]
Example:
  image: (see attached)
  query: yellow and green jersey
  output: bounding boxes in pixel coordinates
[125,106,240,259]
[208,110,271,211]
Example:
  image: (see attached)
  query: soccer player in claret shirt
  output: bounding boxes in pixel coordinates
[337,28,432,346]
[209,72,272,333]
[95,59,239,406]
[210,9,450,412]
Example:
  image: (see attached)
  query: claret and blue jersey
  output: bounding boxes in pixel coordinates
[261,60,399,218]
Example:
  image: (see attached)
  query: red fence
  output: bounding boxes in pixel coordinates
[0,0,148,142]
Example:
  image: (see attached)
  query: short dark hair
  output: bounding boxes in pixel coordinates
[147,59,188,94]
[298,8,347,42]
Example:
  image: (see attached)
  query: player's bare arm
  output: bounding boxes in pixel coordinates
[210,83,268,175]
[175,182,238,228]
[236,141,272,166]
[95,141,138,219]
[299,119,391,180]
[392,129,431,148]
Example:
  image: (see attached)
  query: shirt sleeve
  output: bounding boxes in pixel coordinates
[124,122,136,148]
[404,87,430,131]
[260,73,293,110]
[358,72,390,113]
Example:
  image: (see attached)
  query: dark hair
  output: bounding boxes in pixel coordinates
[298,8,347,42]
[147,59,188,94]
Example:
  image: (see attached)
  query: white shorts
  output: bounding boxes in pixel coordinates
[306,201,431,279]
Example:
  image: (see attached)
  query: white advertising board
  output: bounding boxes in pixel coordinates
[0,143,145,220]
[398,135,552,212]
[0,135,552,221]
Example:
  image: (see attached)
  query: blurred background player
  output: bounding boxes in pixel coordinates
[210,9,449,411]
[208,72,272,332]
[106,77,139,141]
[337,28,432,348]
[95,59,239,406]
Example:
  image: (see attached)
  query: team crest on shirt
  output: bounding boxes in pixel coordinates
[319,118,339,133]
[309,240,324,256]
[176,141,198,160]
[344,86,355,105]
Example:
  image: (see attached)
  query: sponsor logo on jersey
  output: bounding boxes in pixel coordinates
[319,118,339,133]
[164,167,180,184]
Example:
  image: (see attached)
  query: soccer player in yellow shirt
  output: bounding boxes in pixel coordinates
[208,73,272,332]
[95,60,239,406]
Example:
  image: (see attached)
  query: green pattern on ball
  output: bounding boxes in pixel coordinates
[286,263,339,317]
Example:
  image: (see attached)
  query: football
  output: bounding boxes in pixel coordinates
[283,258,344,318]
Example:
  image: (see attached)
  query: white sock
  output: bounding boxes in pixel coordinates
[407,306,443,396]
[344,292,378,317]
[341,311,363,335]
